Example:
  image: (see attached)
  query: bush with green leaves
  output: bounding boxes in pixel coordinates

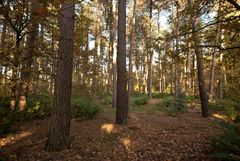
[25,93,53,120]
[101,95,112,105]
[209,99,240,122]
[211,123,240,161]
[71,96,101,121]
[154,93,187,115]
[0,93,52,136]
[152,93,172,99]
[131,95,148,106]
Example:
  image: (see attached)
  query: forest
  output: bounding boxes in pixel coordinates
[0,0,240,160]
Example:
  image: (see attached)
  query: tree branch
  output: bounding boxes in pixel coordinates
[226,0,240,10]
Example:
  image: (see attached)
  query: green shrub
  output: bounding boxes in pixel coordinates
[152,93,172,99]
[154,94,187,115]
[209,99,240,122]
[71,96,101,121]
[101,95,112,105]
[211,123,240,161]
[25,93,52,120]
[131,95,148,106]
[186,95,196,104]
[0,93,52,136]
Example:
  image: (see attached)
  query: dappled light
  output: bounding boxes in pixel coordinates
[0,131,32,147]
[212,113,227,121]
[121,137,131,151]
[101,124,115,133]
[0,0,240,160]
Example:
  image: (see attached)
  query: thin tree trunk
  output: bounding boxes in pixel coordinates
[110,0,117,108]
[209,0,222,100]
[19,2,39,110]
[128,0,137,107]
[0,16,7,93]
[174,2,180,102]
[45,2,75,151]
[185,39,191,95]
[147,0,153,99]
[218,53,224,98]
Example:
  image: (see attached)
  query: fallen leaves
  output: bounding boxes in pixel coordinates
[0,111,221,161]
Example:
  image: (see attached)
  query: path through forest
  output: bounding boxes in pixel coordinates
[0,99,222,161]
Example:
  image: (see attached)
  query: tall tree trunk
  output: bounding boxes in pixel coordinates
[45,2,75,152]
[0,16,7,93]
[115,0,128,124]
[218,53,224,98]
[147,0,153,99]
[128,0,137,107]
[170,58,174,94]
[191,52,196,96]
[174,2,181,102]
[189,0,209,117]
[209,0,222,100]
[19,2,39,110]
[110,0,117,108]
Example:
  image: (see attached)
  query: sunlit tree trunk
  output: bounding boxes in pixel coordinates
[209,0,222,100]
[45,2,75,151]
[115,0,128,124]
[218,53,224,98]
[185,36,191,95]
[147,0,153,99]
[0,14,7,93]
[110,0,117,108]
[128,0,137,107]
[189,0,209,117]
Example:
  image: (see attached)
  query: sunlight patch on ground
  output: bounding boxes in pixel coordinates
[212,113,227,121]
[0,131,32,147]
[101,124,114,133]
[121,137,131,151]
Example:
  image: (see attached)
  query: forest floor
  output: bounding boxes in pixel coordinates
[0,99,223,161]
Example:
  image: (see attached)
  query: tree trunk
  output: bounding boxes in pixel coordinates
[189,0,209,117]
[19,2,39,110]
[174,2,180,102]
[45,2,75,152]
[115,0,128,124]
[147,0,153,99]
[0,16,7,92]
[128,0,137,107]
[110,0,117,108]
[209,0,222,100]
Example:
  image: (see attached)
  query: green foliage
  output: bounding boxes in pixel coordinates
[0,93,52,136]
[101,95,112,105]
[152,93,172,99]
[186,95,196,104]
[71,96,101,121]
[211,124,240,161]
[153,93,187,116]
[131,95,148,106]
[25,93,52,120]
[209,99,240,122]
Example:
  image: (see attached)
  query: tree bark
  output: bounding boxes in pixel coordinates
[209,0,222,100]
[128,0,137,107]
[189,0,209,117]
[115,0,128,124]
[147,0,153,99]
[110,0,117,108]
[45,2,75,152]
[19,1,39,110]
[174,2,181,102]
